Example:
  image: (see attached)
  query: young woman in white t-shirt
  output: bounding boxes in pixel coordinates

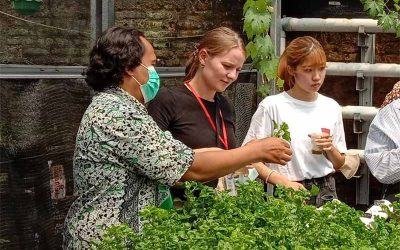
[243,36,346,206]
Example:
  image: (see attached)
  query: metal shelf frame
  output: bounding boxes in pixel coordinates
[90,0,115,46]
[273,0,400,205]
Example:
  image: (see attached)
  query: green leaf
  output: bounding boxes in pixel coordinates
[360,0,400,37]
[243,0,279,95]
[243,8,272,39]
[253,13,271,35]
[378,14,393,31]
[243,20,254,39]
[259,59,273,80]
[396,22,400,37]
[254,35,274,58]
[273,120,278,130]
[310,184,320,196]
[244,9,258,39]
[363,0,385,17]
[256,83,270,97]
[254,0,268,12]
[272,121,291,142]
[245,41,257,60]
[243,0,255,14]
[262,56,279,81]
[276,77,285,90]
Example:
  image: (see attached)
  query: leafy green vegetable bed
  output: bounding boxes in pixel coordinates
[92,181,400,250]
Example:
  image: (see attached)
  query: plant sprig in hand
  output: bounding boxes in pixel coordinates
[272,120,291,142]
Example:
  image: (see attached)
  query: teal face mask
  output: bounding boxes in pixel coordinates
[131,63,161,103]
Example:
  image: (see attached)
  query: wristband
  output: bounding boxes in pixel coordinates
[265,170,277,184]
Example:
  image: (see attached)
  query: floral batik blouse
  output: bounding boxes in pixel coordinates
[63,87,194,249]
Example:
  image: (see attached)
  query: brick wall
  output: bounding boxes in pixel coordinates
[1,0,245,66]
[115,0,245,66]
[0,0,91,65]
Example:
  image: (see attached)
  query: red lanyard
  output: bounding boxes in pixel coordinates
[184,82,229,150]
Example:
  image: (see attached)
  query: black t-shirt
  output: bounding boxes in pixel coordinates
[147,85,237,194]
[148,85,237,150]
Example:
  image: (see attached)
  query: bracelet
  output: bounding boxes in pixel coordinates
[265,170,277,184]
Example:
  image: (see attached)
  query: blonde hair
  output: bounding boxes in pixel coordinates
[278,36,326,90]
[184,27,245,81]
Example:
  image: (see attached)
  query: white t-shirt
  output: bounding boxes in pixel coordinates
[243,92,347,181]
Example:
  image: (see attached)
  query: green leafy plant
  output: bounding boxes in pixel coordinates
[92,181,400,249]
[272,120,291,142]
[91,224,136,250]
[309,184,320,196]
[381,193,400,223]
[360,0,400,37]
[243,0,284,98]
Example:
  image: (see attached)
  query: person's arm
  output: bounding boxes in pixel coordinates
[181,137,292,182]
[365,142,400,184]
[316,135,345,170]
[193,147,223,153]
[251,162,305,190]
[107,101,291,186]
[316,106,346,170]
[192,148,303,190]
[365,101,400,184]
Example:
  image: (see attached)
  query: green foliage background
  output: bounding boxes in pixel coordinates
[243,0,283,97]
[361,0,400,37]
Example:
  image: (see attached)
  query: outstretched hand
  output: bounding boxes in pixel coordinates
[246,137,292,166]
[282,180,305,191]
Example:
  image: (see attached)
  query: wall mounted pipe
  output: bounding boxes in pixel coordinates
[282,18,396,33]
[0,64,256,79]
[341,105,379,120]
[327,62,400,78]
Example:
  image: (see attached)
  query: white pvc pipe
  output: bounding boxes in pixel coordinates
[282,18,396,33]
[341,106,379,120]
[327,62,400,78]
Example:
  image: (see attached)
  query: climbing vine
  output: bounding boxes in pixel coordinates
[361,0,400,37]
[243,0,284,97]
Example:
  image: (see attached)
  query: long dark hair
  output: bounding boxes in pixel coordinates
[85,26,145,91]
[184,27,245,82]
